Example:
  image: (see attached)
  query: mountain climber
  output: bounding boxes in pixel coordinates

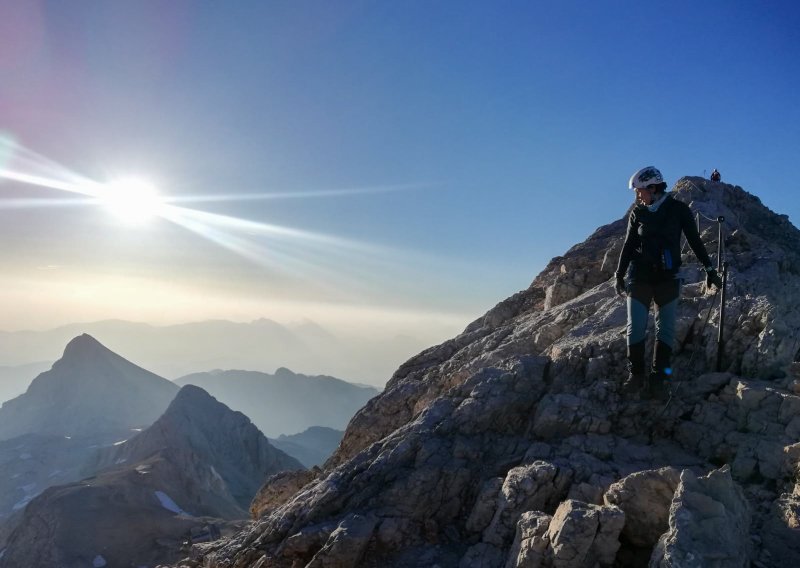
[614,166,723,400]
[710,169,721,182]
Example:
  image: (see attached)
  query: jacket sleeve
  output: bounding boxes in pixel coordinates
[615,210,639,278]
[680,203,714,269]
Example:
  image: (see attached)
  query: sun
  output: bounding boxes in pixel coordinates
[100,179,166,224]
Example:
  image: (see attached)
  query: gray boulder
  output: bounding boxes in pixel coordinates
[505,511,552,568]
[546,500,624,568]
[604,467,681,547]
[650,466,750,567]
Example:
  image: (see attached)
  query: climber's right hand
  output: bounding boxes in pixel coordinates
[706,268,723,289]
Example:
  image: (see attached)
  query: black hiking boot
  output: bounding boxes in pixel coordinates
[648,341,673,402]
[647,373,671,402]
[624,340,647,396]
[652,341,673,377]
[622,372,646,395]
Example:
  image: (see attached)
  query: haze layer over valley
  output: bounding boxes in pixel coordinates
[0,334,373,566]
[0,317,454,392]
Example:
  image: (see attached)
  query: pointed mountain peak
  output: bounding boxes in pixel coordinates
[54,333,138,375]
[62,333,108,358]
[0,335,178,441]
[155,385,256,438]
[165,384,223,417]
[93,383,303,510]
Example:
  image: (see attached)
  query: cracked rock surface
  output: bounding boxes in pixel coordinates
[179,178,800,567]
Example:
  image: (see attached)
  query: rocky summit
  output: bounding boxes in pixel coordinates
[180,177,800,567]
[92,384,304,512]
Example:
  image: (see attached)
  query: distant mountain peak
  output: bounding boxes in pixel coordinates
[0,336,178,441]
[171,383,211,403]
[274,367,295,378]
[174,369,379,437]
[62,333,106,357]
[55,334,143,378]
[252,317,285,328]
[162,384,232,423]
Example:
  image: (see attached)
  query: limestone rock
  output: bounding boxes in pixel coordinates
[546,500,624,568]
[180,178,800,568]
[759,490,800,566]
[467,477,504,534]
[504,511,552,568]
[250,468,320,519]
[482,461,572,547]
[604,467,681,547]
[651,466,751,567]
[305,513,378,568]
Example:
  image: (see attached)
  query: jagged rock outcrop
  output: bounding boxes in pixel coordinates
[505,511,552,568]
[492,499,624,568]
[0,385,302,568]
[0,334,178,441]
[761,488,800,565]
[178,178,800,567]
[604,467,681,549]
[651,466,751,567]
[250,468,321,519]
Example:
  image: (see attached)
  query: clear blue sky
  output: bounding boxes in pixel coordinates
[0,1,798,334]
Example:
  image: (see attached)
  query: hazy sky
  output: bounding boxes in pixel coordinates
[1,1,798,337]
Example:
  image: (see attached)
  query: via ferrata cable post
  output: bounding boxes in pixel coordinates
[716,216,727,372]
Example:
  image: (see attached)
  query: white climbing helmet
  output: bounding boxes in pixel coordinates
[628,166,664,190]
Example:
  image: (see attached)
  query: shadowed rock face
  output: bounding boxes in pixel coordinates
[181,178,800,567]
[0,385,303,568]
[0,334,179,442]
[93,384,304,510]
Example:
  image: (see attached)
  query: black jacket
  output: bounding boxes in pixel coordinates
[616,194,713,282]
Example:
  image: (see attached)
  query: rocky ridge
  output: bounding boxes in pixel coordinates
[0,334,182,552]
[180,177,800,567]
[0,385,303,568]
[176,368,378,438]
[92,384,303,512]
[0,334,179,441]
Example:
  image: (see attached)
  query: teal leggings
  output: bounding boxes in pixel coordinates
[626,279,681,348]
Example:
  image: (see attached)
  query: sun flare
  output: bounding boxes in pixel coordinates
[100,179,165,224]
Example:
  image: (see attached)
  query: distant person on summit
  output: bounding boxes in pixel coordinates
[614,166,723,400]
[710,169,721,182]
